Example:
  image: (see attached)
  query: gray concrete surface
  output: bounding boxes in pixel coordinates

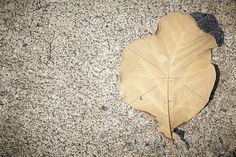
[0,0,235,156]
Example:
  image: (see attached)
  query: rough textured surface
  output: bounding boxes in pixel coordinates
[0,0,235,156]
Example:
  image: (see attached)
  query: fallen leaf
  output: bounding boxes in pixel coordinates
[119,12,217,139]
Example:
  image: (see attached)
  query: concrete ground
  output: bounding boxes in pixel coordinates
[0,0,235,156]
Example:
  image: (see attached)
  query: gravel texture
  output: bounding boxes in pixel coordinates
[0,0,235,156]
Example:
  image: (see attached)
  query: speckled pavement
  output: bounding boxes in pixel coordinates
[0,0,235,156]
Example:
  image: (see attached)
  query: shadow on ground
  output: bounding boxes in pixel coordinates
[174,12,224,147]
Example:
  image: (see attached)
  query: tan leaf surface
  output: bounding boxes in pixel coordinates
[119,12,217,139]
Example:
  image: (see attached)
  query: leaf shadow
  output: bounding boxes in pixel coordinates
[209,64,220,101]
[191,12,224,46]
[174,12,224,148]
[191,12,223,103]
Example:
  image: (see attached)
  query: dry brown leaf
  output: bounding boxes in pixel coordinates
[119,12,217,140]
